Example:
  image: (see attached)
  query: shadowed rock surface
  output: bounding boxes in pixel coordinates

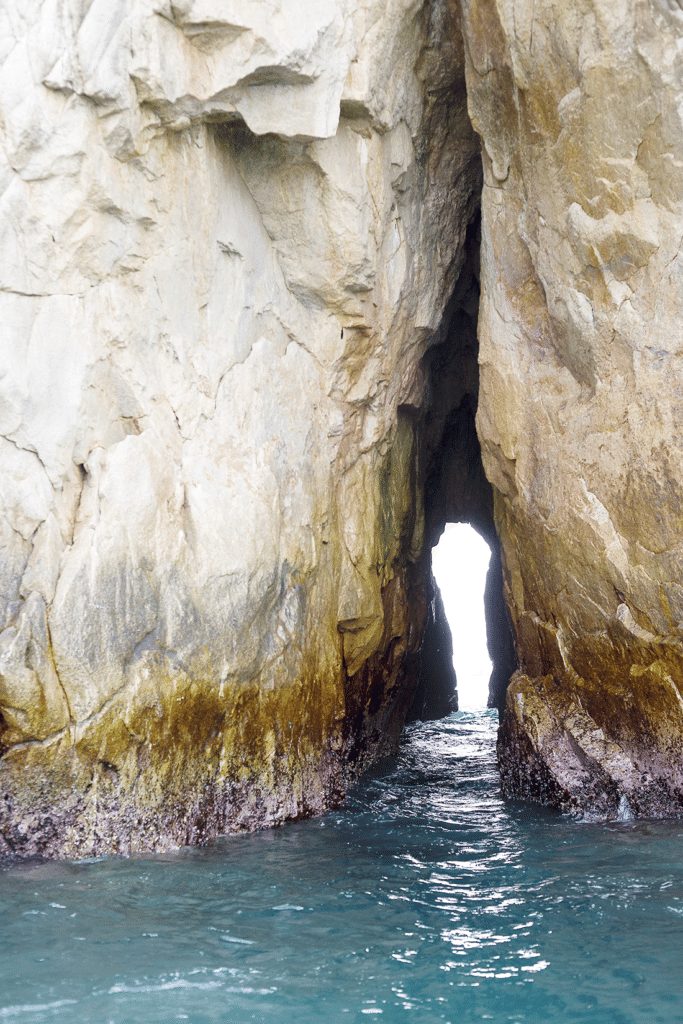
[407,583,458,724]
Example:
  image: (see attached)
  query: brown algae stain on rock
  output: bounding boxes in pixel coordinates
[0,654,346,859]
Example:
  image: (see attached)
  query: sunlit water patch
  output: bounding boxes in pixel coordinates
[2,711,683,1023]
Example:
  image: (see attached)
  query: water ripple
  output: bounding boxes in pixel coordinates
[2,711,683,1023]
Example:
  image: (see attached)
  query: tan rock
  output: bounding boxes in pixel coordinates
[461,0,683,817]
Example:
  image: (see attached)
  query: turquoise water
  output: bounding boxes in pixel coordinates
[2,710,683,1023]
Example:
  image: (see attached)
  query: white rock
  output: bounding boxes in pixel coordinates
[0,0,480,856]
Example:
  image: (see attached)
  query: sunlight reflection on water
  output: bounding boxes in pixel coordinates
[2,711,683,1023]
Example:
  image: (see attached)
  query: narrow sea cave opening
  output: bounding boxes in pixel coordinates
[407,211,517,728]
[432,522,492,712]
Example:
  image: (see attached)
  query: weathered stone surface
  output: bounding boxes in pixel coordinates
[0,0,481,857]
[13,0,683,851]
[461,0,683,817]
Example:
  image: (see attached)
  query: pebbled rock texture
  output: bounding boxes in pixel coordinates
[461,0,683,818]
[0,0,481,857]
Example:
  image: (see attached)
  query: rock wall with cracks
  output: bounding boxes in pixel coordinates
[8,0,681,856]
[461,0,683,819]
[0,0,483,858]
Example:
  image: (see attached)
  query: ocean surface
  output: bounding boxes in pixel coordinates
[2,709,683,1024]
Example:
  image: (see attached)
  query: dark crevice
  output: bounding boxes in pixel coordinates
[0,710,9,759]
[417,209,516,719]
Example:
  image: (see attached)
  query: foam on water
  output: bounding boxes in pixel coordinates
[2,710,683,1023]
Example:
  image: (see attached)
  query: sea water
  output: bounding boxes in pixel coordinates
[1,710,683,1024]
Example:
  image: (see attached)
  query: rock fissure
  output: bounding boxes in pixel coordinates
[1,722,70,756]
[45,625,74,728]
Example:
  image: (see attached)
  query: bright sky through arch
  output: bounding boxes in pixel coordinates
[431,523,492,711]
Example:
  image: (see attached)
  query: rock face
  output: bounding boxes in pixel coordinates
[461,0,683,818]
[6,0,683,857]
[0,0,482,857]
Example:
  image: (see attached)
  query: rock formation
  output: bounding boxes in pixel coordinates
[4,0,683,858]
[0,0,483,858]
[461,0,683,818]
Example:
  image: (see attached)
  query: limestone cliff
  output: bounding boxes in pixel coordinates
[461,0,683,818]
[0,0,481,857]
[6,0,683,857]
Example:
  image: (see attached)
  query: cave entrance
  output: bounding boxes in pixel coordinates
[432,523,492,711]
